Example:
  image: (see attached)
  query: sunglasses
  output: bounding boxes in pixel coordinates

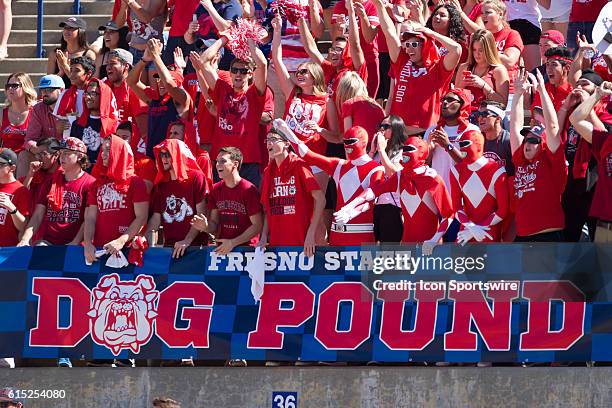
[230,67,251,75]
[159,151,171,158]
[295,68,309,76]
[476,110,495,118]
[525,136,542,145]
[378,123,391,130]
[404,41,422,48]
[5,83,22,90]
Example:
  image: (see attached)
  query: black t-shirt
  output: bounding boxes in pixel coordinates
[70,116,102,165]
[483,129,515,177]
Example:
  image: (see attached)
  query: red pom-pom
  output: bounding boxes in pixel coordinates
[227,18,266,61]
[271,0,309,26]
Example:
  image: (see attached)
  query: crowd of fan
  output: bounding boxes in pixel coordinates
[0,0,609,257]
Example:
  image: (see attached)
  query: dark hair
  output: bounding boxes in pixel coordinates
[117,121,133,133]
[544,46,572,65]
[37,137,61,152]
[385,115,408,155]
[426,4,466,45]
[71,55,96,74]
[218,146,243,169]
[479,100,504,110]
[59,28,89,51]
[169,121,185,131]
[229,58,256,72]
[78,155,91,170]
[152,397,181,408]
[100,26,130,56]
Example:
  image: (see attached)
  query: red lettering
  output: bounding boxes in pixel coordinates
[445,282,519,350]
[30,278,90,347]
[248,283,315,348]
[156,282,215,348]
[520,281,585,350]
[378,285,445,350]
[315,282,373,350]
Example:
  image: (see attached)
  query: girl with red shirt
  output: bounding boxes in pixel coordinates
[481,0,523,84]
[510,69,566,242]
[455,29,509,117]
[337,72,385,141]
[1,73,36,153]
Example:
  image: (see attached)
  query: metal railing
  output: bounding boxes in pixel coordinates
[37,0,82,58]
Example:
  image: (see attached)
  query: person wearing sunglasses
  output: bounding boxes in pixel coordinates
[70,78,119,166]
[1,73,37,157]
[334,136,454,254]
[477,101,515,177]
[510,69,566,242]
[259,128,325,257]
[373,0,462,135]
[196,36,269,188]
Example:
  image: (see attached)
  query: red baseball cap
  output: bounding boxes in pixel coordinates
[59,137,87,154]
[541,30,565,46]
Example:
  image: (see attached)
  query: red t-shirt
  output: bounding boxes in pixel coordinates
[322,59,368,101]
[589,130,612,221]
[199,70,232,149]
[341,97,385,142]
[1,108,31,153]
[19,170,54,214]
[207,178,262,245]
[512,146,567,236]
[389,52,454,129]
[492,27,523,83]
[37,171,96,245]
[261,155,320,246]
[152,171,208,246]
[168,0,200,37]
[209,81,266,164]
[0,180,30,246]
[106,80,148,153]
[284,90,328,155]
[532,81,572,113]
[258,87,276,172]
[88,177,149,246]
[569,0,607,22]
[332,0,380,58]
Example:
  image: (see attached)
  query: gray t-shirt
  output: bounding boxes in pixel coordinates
[483,129,515,177]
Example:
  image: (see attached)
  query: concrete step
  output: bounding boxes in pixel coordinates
[6,44,56,58]
[12,14,112,31]
[13,0,114,16]
[9,29,100,45]
[0,58,47,74]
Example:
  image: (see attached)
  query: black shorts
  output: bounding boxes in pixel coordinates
[376,52,392,101]
[509,19,541,45]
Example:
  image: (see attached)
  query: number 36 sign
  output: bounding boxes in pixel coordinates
[272,392,297,408]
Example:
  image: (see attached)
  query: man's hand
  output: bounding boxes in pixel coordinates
[147,38,163,58]
[187,20,200,36]
[55,117,70,135]
[172,239,192,258]
[333,206,360,225]
[174,47,188,70]
[256,234,268,249]
[17,239,30,247]
[191,214,209,232]
[103,236,127,255]
[28,160,43,176]
[142,45,154,62]
[214,238,236,255]
[272,118,301,145]
[513,68,533,96]
[84,242,97,264]
[430,127,451,149]
[303,228,316,257]
[0,193,16,213]
[422,240,438,256]
[271,13,282,34]
[596,81,612,99]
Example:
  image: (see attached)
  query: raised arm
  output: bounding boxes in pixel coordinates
[201,0,235,33]
[297,16,325,65]
[449,0,484,34]
[148,39,190,108]
[353,0,378,43]
[249,39,268,96]
[125,0,166,24]
[569,82,612,144]
[346,0,365,70]
[372,0,401,62]
[417,25,461,71]
[127,51,153,104]
[532,70,560,153]
[271,15,294,99]
[199,38,226,92]
[509,69,529,154]
[309,0,325,39]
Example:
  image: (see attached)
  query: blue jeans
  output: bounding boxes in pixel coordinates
[566,21,595,53]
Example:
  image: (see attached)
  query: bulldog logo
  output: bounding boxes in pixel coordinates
[88,274,159,355]
[162,195,193,224]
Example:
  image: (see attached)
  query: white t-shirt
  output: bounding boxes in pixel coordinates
[505,0,543,29]
[539,0,571,19]
[424,123,480,190]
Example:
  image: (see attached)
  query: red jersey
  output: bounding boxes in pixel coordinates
[492,27,523,84]
[532,81,572,113]
[1,108,31,153]
[88,177,149,246]
[569,0,607,22]
[389,52,454,129]
[37,171,96,245]
[152,170,208,246]
[332,0,380,58]
[198,70,231,149]
[208,178,262,245]
[261,154,320,246]
[284,90,328,155]
[589,130,612,221]
[341,97,385,142]
[375,166,453,242]
[210,81,266,164]
[0,180,31,246]
[512,146,567,236]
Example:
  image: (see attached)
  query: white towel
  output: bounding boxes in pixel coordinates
[105,251,129,268]
[245,247,266,303]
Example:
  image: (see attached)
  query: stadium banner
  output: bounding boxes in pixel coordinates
[0,244,611,362]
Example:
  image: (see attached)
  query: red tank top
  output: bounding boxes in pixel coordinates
[1,107,31,153]
[466,65,497,112]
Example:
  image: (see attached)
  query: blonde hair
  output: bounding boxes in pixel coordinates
[335,71,370,109]
[482,0,508,27]
[467,29,503,67]
[5,72,37,107]
[296,62,327,96]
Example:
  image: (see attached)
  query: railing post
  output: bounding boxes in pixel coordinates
[36,0,44,58]
[73,0,81,15]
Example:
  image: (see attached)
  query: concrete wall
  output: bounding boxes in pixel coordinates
[1,367,610,407]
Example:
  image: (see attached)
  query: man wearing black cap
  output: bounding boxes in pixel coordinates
[0,148,31,246]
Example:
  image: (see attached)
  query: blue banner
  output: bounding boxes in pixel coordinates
[0,244,611,363]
